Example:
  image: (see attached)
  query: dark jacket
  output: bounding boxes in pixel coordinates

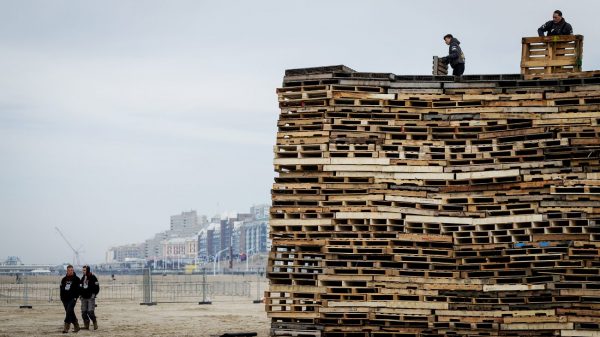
[80,272,100,299]
[444,38,465,67]
[538,19,573,36]
[60,274,81,302]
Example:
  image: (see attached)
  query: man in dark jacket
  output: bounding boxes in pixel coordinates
[441,34,465,77]
[538,10,573,36]
[80,265,100,330]
[60,265,81,333]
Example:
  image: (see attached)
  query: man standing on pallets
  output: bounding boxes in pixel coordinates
[441,34,465,77]
[538,10,573,36]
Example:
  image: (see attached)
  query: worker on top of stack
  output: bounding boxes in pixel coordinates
[538,10,573,36]
[440,34,466,78]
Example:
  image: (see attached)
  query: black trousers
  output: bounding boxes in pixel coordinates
[452,63,465,76]
[62,299,78,324]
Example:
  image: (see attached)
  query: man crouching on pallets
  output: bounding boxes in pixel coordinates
[538,10,573,36]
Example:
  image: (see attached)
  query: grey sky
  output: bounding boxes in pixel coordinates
[1,0,599,264]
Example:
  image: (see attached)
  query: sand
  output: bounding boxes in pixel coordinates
[0,295,269,337]
[0,273,270,337]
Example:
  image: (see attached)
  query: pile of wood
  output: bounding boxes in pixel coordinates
[267,59,600,336]
[521,35,583,78]
[432,56,448,76]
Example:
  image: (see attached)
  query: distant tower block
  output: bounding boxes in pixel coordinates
[521,35,583,77]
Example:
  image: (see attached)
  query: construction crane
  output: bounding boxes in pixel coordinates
[55,227,82,267]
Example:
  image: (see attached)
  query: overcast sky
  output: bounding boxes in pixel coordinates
[1,0,599,265]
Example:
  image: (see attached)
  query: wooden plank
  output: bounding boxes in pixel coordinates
[317,275,374,281]
[327,194,384,201]
[318,306,371,313]
[374,205,438,216]
[274,158,331,165]
[373,275,490,285]
[423,283,483,291]
[464,93,543,101]
[384,195,442,205]
[334,212,402,219]
[373,308,432,315]
[271,239,326,246]
[396,233,453,243]
[501,322,573,330]
[325,164,444,173]
[328,158,390,165]
[483,284,546,292]
[269,285,325,293]
[455,169,520,180]
[270,219,332,226]
[560,289,600,296]
[266,312,319,318]
[561,331,600,337]
[532,234,590,241]
[332,91,395,100]
[391,172,453,180]
[522,59,580,67]
[327,300,449,310]
[436,309,555,318]
[405,214,543,225]
[504,316,566,323]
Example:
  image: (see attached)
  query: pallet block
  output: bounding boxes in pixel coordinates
[269,58,600,337]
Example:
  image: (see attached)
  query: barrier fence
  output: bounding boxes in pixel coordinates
[0,273,267,307]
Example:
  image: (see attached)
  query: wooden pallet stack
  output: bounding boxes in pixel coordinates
[268,64,600,337]
[432,56,448,76]
[521,35,584,78]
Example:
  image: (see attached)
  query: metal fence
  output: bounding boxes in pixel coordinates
[0,273,266,306]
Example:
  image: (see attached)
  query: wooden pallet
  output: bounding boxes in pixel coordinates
[521,35,583,76]
[432,56,448,76]
[268,55,600,336]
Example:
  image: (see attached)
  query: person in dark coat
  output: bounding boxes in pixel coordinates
[538,10,573,36]
[441,34,465,77]
[79,265,100,330]
[59,265,81,333]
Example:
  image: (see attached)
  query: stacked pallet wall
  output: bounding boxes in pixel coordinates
[268,65,600,337]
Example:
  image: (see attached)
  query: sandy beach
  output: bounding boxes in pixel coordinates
[0,274,270,336]
[0,295,269,337]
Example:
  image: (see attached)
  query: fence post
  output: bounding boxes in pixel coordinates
[252,268,262,304]
[198,268,211,305]
[140,268,156,306]
[19,275,32,309]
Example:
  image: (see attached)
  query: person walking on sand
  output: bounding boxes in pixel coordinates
[60,265,81,333]
[80,265,100,330]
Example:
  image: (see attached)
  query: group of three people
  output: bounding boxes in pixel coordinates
[59,264,100,333]
[441,9,574,76]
